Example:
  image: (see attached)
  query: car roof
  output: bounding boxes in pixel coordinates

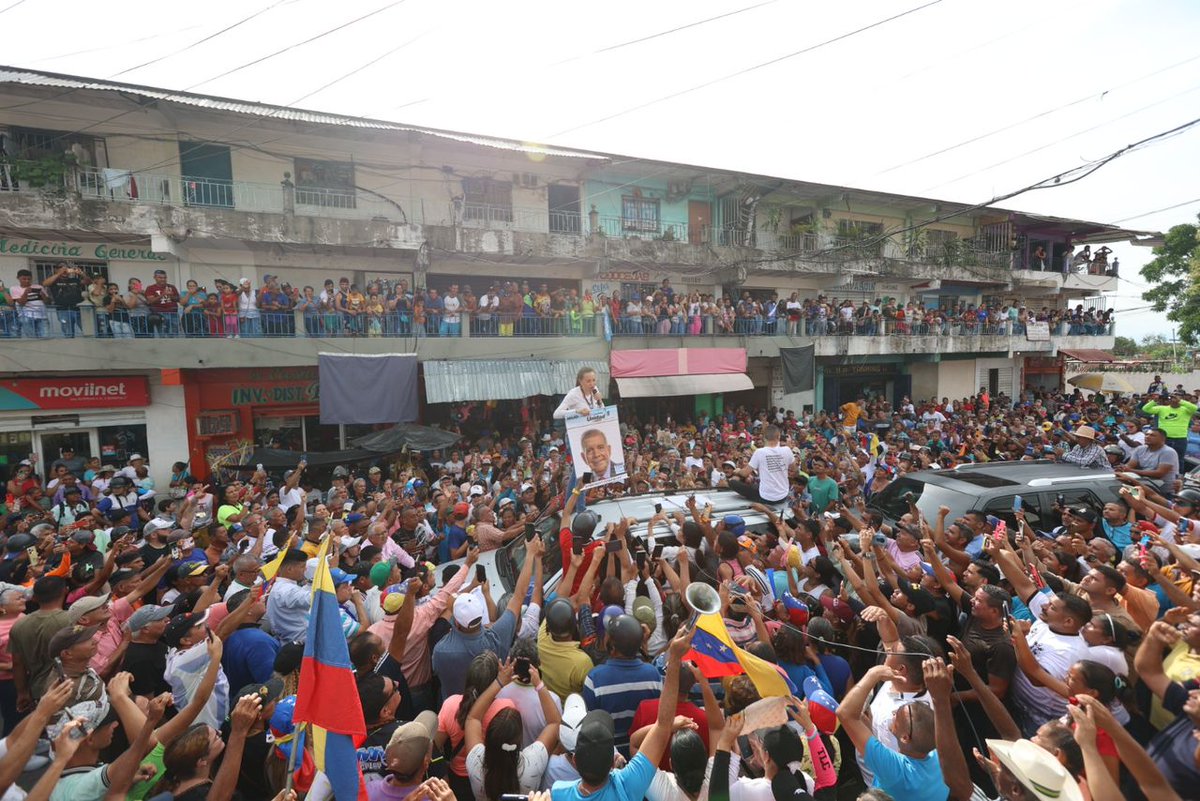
[904,461,1120,492]
[581,488,772,537]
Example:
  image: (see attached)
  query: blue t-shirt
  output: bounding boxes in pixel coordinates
[1103,520,1133,551]
[865,737,949,801]
[552,751,655,801]
[440,525,467,563]
[818,653,853,699]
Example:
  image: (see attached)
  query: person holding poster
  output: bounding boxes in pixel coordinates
[554,366,605,419]
[564,407,627,488]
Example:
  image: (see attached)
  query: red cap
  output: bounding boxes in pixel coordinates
[453,502,470,517]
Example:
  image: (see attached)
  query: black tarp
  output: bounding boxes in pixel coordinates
[233,424,459,470]
[318,353,419,424]
[780,345,816,393]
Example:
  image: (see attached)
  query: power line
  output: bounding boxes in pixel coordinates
[923,82,1200,193]
[110,0,294,78]
[1110,197,1200,224]
[0,0,28,16]
[877,52,1200,176]
[185,0,410,90]
[551,0,779,66]
[548,0,947,138]
[287,29,430,106]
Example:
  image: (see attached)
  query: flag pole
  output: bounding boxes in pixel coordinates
[284,720,306,792]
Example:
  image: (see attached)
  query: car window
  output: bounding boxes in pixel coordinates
[869,477,975,524]
[1037,488,1104,531]
[981,494,1040,530]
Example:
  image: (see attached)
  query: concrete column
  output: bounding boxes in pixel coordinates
[78,302,97,337]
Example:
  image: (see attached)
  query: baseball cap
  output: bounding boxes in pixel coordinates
[631,596,655,631]
[163,610,209,647]
[736,534,755,551]
[370,561,395,589]
[520,482,534,493]
[452,502,470,517]
[723,515,746,536]
[820,595,855,623]
[234,676,285,706]
[385,710,438,778]
[453,594,485,628]
[70,530,95,545]
[47,624,100,656]
[129,453,144,461]
[329,568,352,586]
[558,694,588,751]
[368,466,382,474]
[344,513,366,525]
[128,604,173,632]
[469,485,485,497]
[1068,506,1098,524]
[573,709,617,779]
[67,592,110,624]
[339,535,363,550]
[173,562,209,581]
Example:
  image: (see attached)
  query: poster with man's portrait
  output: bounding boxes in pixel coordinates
[565,405,626,488]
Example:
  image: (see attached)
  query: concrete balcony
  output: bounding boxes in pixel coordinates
[0,167,423,250]
[0,306,1110,373]
[1011,269,1119,294]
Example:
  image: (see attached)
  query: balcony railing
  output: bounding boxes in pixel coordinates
[0,304,1114,341]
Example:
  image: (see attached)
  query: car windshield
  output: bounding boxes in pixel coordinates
[496,522,563,592]
[869,477,976,524]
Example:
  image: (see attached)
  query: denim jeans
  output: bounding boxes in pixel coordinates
[21,317,47,337]
[239,316,261,337]
[439,320,461,337]
[153,313,180,337]
[57,309,82,337]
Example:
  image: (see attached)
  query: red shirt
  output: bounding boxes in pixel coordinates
[631,698,709,769]
[144,283,179,312]
[558,527,604,596]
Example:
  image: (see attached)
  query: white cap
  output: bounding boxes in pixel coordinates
[558,694,588,751]
[304,558,319,583]
[497,497,514,509]
[240,277,251,285]
[452,594,485,628]
[340,535,363,550]
[129,453,144,461]
[520,482,534,493]
[469,485,485,497]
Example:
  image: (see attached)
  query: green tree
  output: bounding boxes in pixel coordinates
[1141,217,1200,343]
[1112,335,1138,357]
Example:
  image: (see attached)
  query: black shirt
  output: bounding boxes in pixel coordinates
[219,721,273,800]
[51,276,84,308]
[124,641,170,696]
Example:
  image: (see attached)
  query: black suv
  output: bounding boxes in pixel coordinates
[868,461,1127,532]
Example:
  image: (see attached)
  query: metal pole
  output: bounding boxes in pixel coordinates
[284,721,306,792]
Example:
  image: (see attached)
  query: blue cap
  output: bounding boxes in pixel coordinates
[329,568,352,586]
[345,513,365,525]
[723,515,746,536]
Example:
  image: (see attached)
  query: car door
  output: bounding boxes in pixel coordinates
[1036,488,1107,532]
[981,493,1043,532]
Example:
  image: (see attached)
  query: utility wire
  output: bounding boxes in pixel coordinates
[548,0,947,138]
[877,52,1200,176]
[1110,197,1200,224]
[551,0,779,66]
[0,0,27,16]
[110,0,294,78]
[185,0,410,90]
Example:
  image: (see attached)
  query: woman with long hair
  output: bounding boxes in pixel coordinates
[464,658,560,801]
[438,652,500,800]
[159,696,261,801]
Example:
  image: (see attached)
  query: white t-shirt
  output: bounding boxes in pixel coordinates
[748,445,794,502]
[541,753,578,789]
[495,683,563,747]
[443,294,462,323]
[1011,592,1089,731]
[279,486,305,512]
[466,741,548,801]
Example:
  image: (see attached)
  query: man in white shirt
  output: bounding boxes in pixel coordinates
[278,459,307,512]
[730,425,794,504]
[684,447,705,471]
[237,278,261,337]
[441,284,462,336]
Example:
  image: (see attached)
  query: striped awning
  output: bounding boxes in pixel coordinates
[422,360,610,404]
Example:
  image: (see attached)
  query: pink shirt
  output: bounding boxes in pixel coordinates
[91,597,133,673]
[379,537,415,569]
[368,565,468,687]
[0,614,23,680]
[437,696,510,777]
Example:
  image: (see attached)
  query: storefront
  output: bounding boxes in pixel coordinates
[820,361,911,411]
[181,367,385,480]
[0,375,151,482]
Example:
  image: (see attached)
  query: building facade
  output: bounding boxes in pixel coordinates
[0,67,1149,484]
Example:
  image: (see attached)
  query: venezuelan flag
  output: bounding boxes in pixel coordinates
[684,613,795,698]
[292,536,367,801]
[260,534,295,582]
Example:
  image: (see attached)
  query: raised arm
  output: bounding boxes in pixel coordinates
[638,626,692,766]
[924,658,975,801]
[921,539,966,606]
[985,538,1037,603]
[1134,621,1178,700]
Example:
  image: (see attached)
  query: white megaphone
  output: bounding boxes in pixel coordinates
[685,582,721,623]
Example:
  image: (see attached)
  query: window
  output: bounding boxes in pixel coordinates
[33,260,107,284]
[919,228,958,259]
[98,424,147,466]
[622,195,660,233]
[836,220,884,255]
[463,178,513,222]
[294,158,356,208]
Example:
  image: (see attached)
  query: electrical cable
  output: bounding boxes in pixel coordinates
[1109,197,1200,224]
[551,0,780,66]
[0,0,28,16]
[110,0,295,78]
[183,0,411,90]
[877,52,1200,176]
[548,0,947,138]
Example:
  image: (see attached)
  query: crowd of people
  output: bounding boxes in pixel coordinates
[0,265,1112,340]
[0,367,1198,801]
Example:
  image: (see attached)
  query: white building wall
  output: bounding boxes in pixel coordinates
[145,376,188,490]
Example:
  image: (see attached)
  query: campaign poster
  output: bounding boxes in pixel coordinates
[565,405,627,488]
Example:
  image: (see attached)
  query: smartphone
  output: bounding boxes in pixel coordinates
[581,471,594,485]
[513,657,531,683]
[572,537,585,556]
[475,564,486,584]
[652,543,665,559]
[25,546,38,567]
[1056,493,1065,507]
[171,546,182,560]
[498,795,530,801]
[52,657,66,682]
[1182,518,1192,533]
[524,523,536,542]
[1012,495,1022,513]
[986,514,1001,529]
[654,502,663,514]
[636,551,647,571]
[604,540,622,553]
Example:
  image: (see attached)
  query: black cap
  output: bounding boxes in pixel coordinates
[1068,506,1099,524]
[234,676,284,706]
[572,710,616,779]
[546,598,575,638]
[606,614,643,658]
[4,533,33,553]
[163,611,208,647]
[280,548,308,565]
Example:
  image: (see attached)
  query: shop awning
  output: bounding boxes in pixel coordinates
[610,347,752,398]
[1059,348,1116,363]
[423,360,609,404]
[616,373,755,398]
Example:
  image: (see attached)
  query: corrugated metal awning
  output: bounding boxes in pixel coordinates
[1059,349,1116,363]
[423,360,609,404]
[616,373,754,398]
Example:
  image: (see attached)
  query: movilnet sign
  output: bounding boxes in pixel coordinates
[0,377,150,411]
[0,238,168,262]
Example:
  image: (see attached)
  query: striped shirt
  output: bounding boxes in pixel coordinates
[582,658,662,754]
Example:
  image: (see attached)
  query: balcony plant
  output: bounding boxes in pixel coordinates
[9,152,77,192]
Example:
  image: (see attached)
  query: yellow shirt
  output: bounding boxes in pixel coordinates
[1152,641,1200,728]
[537,620,594,701]
[841,402,863,427]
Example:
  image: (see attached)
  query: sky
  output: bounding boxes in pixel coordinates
[4,0,1199,339]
